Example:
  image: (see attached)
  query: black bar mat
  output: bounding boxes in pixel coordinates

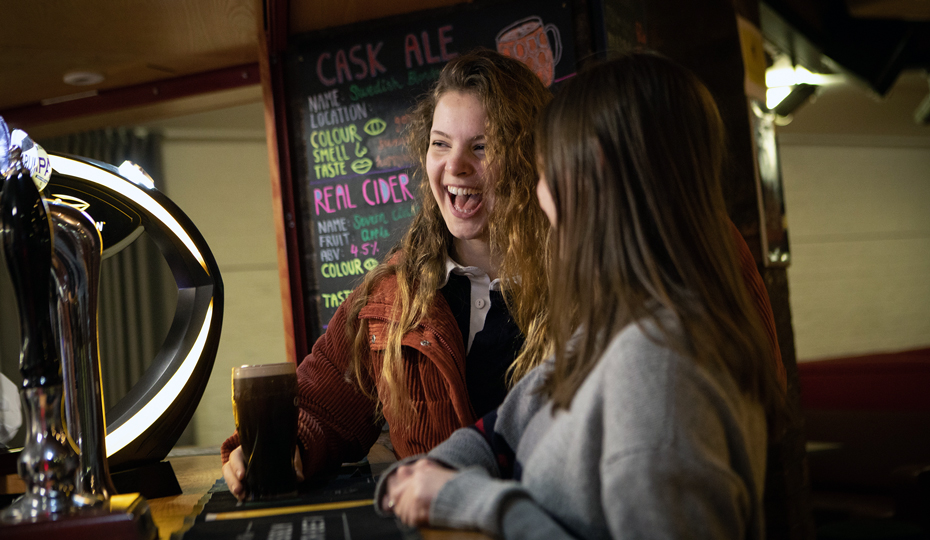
[174,463,418,540]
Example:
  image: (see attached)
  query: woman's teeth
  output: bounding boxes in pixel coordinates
[447,186,481,196]
[447,186,483,214]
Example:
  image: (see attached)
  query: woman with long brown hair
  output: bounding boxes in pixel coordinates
[222,49,554,498]
[378,52,786,539]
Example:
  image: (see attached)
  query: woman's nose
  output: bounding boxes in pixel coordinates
[445,148,475,177]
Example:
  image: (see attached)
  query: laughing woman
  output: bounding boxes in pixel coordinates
[378,52,787,539]
[222,49,555,499]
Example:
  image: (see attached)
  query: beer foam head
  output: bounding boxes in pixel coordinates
[233,362,296,379]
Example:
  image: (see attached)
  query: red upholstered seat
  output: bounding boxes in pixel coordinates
[798,347,930,411]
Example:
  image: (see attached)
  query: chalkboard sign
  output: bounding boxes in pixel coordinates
[284,0,576,334]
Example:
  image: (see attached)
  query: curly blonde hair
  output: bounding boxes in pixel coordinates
[346,48,553,425]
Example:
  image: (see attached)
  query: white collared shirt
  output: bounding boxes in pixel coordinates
[440,257,502,354]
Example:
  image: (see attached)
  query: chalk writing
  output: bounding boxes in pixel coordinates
[403,26,457,68]
[349,241,379,257]
[308,102,368,129]
[316,43,388,86]
[407,67,442,87]
[353,213,388,229]
[377,137,405,151]
[391,203,419,222]
[308,89,340,112]
[319,232,351,247]
[317,217,349,233]
[349,78,404,101]
[351,158,374,174]
[322,258,365,278]
[376,154,410,169]
[322,290,354,308]
[313,145,350,164]
[311,125,360,179]
[364,118,387,136]
[360,227,390,242]
[314,184,357,214]
[394,114,411,131]
[361,174,415,206]
[310,125,362,148]
[322,290,353,308]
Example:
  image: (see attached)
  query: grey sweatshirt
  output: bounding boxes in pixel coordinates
[376,319,768,539]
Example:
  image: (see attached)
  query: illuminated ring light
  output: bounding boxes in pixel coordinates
[48,152,223,471]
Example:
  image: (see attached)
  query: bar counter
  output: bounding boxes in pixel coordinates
[150,447,489,540]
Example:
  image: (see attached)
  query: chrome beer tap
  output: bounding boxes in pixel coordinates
[49,199,117,504]
[0,123,78,523]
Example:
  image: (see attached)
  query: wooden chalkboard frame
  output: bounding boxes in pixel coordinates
[281,0,581,343]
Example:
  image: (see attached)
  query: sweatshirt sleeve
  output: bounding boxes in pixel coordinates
[221,291,383,480]
[431,468,583,539]
[428,358,551,476]
[425,361,573,536]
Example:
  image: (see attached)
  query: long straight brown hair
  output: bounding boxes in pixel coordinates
[346,49,553,425]
[536,52,784,425]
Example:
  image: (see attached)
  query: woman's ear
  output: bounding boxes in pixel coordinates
[536,174,557,228]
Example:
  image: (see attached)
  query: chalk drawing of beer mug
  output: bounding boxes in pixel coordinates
[495,16,562,87]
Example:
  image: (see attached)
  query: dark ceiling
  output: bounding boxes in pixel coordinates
[761,0,930,96]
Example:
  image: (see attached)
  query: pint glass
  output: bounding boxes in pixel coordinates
[232,362,299,500]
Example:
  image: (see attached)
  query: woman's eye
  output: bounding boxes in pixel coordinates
[474,144,486,152]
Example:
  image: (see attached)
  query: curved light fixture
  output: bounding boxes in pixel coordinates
[765,54,844,113]
[105,302,213,455]
[51,157,207,271]
[46,153,223,470]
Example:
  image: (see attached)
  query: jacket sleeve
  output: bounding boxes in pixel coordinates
[221,292,383,480]
[294,294,384,479]
[730,221,787,392]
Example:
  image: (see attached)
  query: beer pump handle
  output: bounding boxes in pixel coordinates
[0,147,61,388]
[1,121,78,524]
[50,200,118,501]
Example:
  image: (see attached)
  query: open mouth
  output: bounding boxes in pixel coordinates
[447,186,483,215]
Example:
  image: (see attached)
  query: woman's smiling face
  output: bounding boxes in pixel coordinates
[427,91,493,247]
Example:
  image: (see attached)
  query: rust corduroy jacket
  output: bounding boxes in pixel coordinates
[221,274,475,479]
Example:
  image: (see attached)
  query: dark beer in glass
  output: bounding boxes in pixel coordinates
[232,363,299,500]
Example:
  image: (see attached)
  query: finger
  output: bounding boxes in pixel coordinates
[394,463,415,480]
[385,475,406,509]
[391,485,421,522]
[232,446,245,479]
[293,448,304,482]
[227,447,249,500]
[395,493,429,527]
[222,461,245,500]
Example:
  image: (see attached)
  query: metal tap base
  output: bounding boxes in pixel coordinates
[0,385,76,525]
[0,493,156,540]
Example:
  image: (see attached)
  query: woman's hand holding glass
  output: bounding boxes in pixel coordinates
[222,446,304,501]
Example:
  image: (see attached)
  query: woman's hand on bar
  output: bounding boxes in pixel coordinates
[383,458,456,526]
